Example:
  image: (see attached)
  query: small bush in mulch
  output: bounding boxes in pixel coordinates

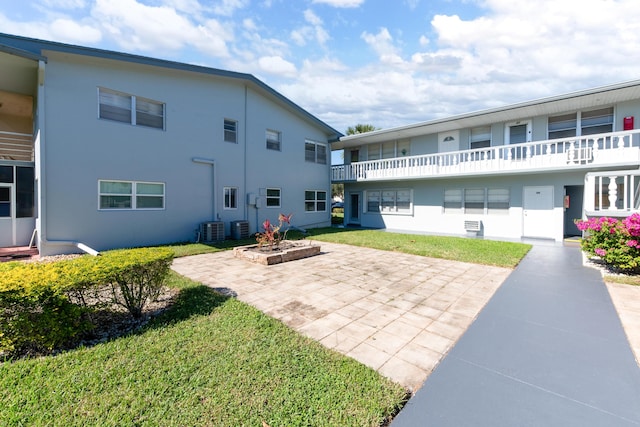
[0,247,174,359]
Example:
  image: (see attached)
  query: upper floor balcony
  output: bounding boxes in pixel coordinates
[331,130,640,182]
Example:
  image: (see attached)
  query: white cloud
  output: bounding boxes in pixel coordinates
[40,0,86,9]
[361,28,403,64]
[92,0,231,58]
[50,18,102,43]
[311,0,364,7]
[290,9,330,47]
[304,9,322,26]
[0,11,100,45]
[308,0,640,130]
[212,0,249,16]
[258,55,297,77]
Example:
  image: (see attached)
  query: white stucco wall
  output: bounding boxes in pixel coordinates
[346,171,588,242]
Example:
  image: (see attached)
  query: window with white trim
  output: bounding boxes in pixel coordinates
[266,188,281,207]
[548,107,613,139]
[305,140,327,164]
[443,187,509,214]
[305,190,327,212]
[224,187,238,209]
[266,130,281,151]
[224,119,237,143]
[470,126,491,149]
[99,180,165,210]
[98,88,165,130]
[366,189,412,214]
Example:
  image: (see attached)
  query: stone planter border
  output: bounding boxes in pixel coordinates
[233,241,321,265]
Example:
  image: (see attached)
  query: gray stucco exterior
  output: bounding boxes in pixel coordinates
[0,33,341,255]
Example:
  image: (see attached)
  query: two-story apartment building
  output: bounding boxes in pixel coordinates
[0,33,340,256]
[332,80,640,242]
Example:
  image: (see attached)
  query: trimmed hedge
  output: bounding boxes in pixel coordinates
[0,247,174,356]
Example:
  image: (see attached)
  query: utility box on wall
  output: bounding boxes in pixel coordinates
[624,116,634,130]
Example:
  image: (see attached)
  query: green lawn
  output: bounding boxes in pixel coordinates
[306,228,531,268]
[0,228,531,426]
[0,273,407,426]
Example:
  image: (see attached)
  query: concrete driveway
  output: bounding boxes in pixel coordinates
[171,241,511,391]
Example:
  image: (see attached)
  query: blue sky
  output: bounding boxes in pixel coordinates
[2,0,640,141]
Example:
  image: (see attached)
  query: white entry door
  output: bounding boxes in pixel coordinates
[0,184,14,247]
[523,186,555,239]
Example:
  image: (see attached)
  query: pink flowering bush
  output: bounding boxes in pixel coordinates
[576,213,640,273]
[255,213,293,251]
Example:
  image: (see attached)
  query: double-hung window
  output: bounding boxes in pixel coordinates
[224,187,238,209]
[470,126,491,149]
[266,130,281,151]
[224,119,237,143]
[305,190,327,212]
[266,188,281,207]
[305,140,327,164]
[99,180,165,210]
[98,88,165,130]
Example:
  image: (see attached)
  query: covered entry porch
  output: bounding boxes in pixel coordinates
[0,44,40,248]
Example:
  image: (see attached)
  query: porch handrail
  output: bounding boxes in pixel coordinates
[584,169,640,217]
[332,129,640,182]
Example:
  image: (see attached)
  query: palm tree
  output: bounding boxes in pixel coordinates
[345,124,378,135]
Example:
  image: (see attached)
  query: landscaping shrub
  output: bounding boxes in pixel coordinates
[576,213,640,273]
[0,247,174,356]
[0,262,91,355]
[102,248,174,318]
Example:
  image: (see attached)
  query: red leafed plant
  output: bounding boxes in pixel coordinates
[256,213,293,251]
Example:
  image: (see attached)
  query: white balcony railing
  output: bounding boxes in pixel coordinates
[0,130,33,162]
[332,130,640,182]
[584,169,640,217]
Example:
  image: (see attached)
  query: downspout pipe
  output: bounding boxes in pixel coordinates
[36,60,100,257]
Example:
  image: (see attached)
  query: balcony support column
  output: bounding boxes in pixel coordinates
[608,176,618,211]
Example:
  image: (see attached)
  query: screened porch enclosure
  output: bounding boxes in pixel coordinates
[0,88,37,247]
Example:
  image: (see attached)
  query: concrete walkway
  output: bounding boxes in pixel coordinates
[392,244,640,426]
[171,241,511,391]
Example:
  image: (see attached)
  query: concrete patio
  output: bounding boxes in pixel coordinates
[172,240,511,391]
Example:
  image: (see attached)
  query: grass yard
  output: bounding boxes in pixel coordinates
[0,227,531,426]
[306,228,531,268]
[0,273,407,427]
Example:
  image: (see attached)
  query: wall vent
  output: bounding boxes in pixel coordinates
[464,220,482,232]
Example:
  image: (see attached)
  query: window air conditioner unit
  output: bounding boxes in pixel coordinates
[230,220,250,240]
[200,221,225,242]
